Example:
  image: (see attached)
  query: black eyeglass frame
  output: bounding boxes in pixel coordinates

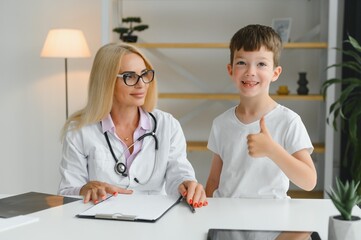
[117,70,155,86]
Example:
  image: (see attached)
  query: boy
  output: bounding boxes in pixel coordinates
[205,24,317,199]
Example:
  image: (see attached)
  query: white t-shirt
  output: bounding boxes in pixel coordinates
[208,104,313,199]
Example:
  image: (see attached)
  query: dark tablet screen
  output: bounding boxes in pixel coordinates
[0,192,80,218]
[207,229,321,240]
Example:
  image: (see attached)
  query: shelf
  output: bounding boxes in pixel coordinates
[159,93,324,101]
[284,42,328,49]
[187,141,325,154]
[287,190,323,199]
[133,42,327,49]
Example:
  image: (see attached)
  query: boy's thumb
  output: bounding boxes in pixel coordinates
[259,116,268,134]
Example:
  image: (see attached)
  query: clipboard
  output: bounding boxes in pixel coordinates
[77,194,182,222]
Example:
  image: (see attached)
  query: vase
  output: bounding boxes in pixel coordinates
[297,72,309,95]
[120,35,138,43]
[277,85,290,95]
[328,215,361,240]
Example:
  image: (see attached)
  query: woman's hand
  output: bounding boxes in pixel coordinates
[80,181,133,204]
[178,180,208,208]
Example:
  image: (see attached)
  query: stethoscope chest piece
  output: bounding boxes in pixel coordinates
[114,162,127,176]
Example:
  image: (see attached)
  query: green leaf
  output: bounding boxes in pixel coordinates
[321,78,342,93]
[113,17,149,36]
[348,110,361,143]
[112,27,129,34]
[122,17,141,23]
[329,101,339,115]
[339,61,361,74]
[133,25,149,32]
[324,35,361,195]
[327,178,361,220]
[348,35,361,52]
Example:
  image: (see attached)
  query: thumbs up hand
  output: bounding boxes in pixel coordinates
[247,116,274,158]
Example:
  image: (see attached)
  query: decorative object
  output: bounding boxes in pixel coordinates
[41,29,91,119]
[327,178,361,240]
[276,85,290,95]
[272,18,292,43]
[321,35,361,193]
[113,17,149,43]
[297,72,309,95]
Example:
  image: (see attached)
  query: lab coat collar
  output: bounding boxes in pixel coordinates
[101,107,151,134]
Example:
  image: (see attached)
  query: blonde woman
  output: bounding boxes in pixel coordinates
[58,43,207,208]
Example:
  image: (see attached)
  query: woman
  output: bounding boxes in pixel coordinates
[58,43,207,208]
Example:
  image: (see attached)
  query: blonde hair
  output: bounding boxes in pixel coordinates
[61,42,158,140]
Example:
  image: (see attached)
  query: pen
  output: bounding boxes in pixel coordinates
[183,197,196,213]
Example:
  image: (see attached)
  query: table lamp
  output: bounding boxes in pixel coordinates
[41,29,91,119]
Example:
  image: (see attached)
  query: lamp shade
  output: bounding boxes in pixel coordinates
[41,29,91,58]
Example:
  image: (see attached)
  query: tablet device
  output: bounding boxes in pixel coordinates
[207,229,321,240]
[0,192,80,218]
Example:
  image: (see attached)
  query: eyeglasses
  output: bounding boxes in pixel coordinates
[117,70,155,86]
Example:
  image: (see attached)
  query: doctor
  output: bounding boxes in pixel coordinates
[58,43,207,208]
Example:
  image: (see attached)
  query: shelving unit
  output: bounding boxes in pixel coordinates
[133,42,328,49]
[187,141,325,153]
[105,0,343,198]
[159,93,324,101]
[134,42,327,157]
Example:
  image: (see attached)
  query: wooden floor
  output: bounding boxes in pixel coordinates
[287,190,324,199]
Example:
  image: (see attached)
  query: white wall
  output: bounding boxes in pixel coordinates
[0,0,328,194]
[115,0,325,189]
[0,0,102,194]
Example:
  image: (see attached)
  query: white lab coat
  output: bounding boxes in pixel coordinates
[58,109,196,197]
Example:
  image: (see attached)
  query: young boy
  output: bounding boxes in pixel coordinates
[205,24,317,199]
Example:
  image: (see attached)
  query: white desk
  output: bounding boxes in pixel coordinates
[1,196,360,240]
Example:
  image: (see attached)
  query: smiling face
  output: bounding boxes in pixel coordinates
[112,52,150,110]
[227,46,282,99]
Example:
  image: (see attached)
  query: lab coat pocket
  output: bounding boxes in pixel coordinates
[88,148,114,180]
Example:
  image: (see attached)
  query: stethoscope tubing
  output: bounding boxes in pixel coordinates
[103,112,158,184]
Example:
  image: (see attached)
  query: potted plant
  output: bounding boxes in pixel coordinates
[327,178,361,239]
[321,35,361,194]
[113,17,149,43]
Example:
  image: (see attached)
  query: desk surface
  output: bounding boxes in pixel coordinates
[1,196,360,240]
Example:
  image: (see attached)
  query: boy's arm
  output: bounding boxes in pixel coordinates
[205,154,223,197]
[247,117,317,191]
[269,145,316,191]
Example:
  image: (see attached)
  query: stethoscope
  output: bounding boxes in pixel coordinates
[103,112,158,185]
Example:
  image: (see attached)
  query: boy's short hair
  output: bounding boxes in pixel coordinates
[229,24,283,67]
